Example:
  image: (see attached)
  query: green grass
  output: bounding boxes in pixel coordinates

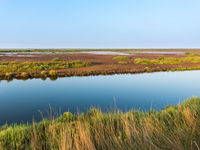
[0,60,91,72]
[135,55,200,65]
[113,56,129,61]
[52,57,64,62]
[0,97,200,149]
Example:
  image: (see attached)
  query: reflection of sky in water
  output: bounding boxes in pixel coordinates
[0,70,199,125]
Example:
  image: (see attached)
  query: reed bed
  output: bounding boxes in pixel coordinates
[0,97,200,150]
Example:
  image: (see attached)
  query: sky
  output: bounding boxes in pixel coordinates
[0,0,200,49]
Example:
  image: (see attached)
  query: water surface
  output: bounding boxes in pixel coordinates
[0,71,199,125]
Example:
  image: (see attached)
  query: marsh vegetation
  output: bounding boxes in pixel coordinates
[134,55,200,65]
[0,97,199,150]
[1,51,200,81]
[0,60,91,73]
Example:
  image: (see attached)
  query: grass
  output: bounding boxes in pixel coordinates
[49,70,58,77]
[0,60,91,72]
[134,55,200,65]
[5,72,13,79]
[21,72,28,78]
[41,71,48,77]
[0,97,200,149]
[52,57,64,62]
[113,56,129,61]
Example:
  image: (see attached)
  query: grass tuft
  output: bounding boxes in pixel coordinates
[113,56,129,61]
[49,70,57,77]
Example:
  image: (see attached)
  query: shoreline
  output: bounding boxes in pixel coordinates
[1,51,200,80]
[1,65,200,81]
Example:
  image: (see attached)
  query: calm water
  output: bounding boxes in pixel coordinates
[0,71,200,125]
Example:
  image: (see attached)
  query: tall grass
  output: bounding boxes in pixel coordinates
[0,97,200,149]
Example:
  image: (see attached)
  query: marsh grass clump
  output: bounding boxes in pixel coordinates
[41,71,48,77]
[41,71,48,80]
[0,97,200,149]
[49,70,57,77]
[52,57,63,62]
[21,72,28,78]
[5,72,13,79]
[113,56,129,61]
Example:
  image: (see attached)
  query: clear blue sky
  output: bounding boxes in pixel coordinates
[0,0,200,48]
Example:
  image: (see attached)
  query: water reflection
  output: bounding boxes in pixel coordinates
[0,70,199,125]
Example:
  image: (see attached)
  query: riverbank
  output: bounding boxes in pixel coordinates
[1,51,200,80]
[0,97,199,149]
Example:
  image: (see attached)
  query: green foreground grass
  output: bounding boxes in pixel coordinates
[0,97,200,150]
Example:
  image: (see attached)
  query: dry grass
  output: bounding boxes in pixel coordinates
[0,97,200,149]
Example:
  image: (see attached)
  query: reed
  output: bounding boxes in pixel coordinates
[0,97,200,149]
